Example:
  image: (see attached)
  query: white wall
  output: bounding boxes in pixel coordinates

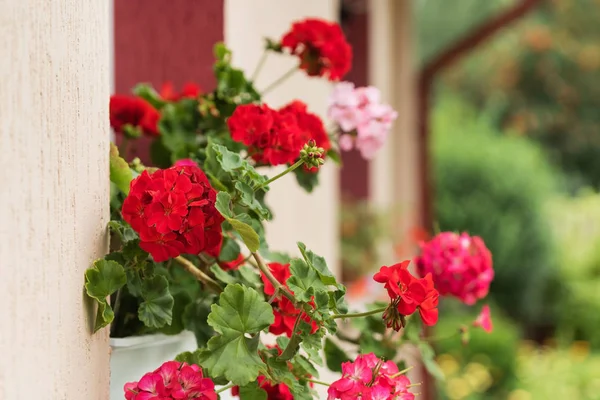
[0,1,111,398]
[224,0,340,275]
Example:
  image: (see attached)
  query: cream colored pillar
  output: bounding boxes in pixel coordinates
[0,1,110,399]
[369,0,421,261]
[224,0,340,274]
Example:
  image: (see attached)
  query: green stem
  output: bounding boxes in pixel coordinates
[331,306,387,320]
[251,51,269,82]
[391,366,414,379]
[306,378,330,387]
[216,383,235,394]
[174,256,222,293]
[255,159,304,191]
[260,66,297,95]
[251,252,295,302]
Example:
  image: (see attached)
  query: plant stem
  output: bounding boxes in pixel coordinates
[174,256,222,293]
[254,159,304,191]
[216,383,235,394]
[306,378,330,387]
[261,66,297,95]
[331,306,387,320]
[251,51,269,82]
[251,252,295,302]
[391,366,414,378]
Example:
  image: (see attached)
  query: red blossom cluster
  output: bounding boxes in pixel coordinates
[122,165,224,262]
[110,95,160,137]
[217,252,246,271]
[327,353,415,400]
[232,375,293,400]
[160,82,202,101]
[260,262,318,337]
[124,361,216,400]
[415,232,494,306]
[281,18,352,81]
[373,261,439,331]
[227,101,330,167]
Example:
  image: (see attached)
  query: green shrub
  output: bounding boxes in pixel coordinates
[432,95,562,330]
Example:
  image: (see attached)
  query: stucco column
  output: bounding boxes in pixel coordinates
[0,1,110,399]
[224,0,340,275]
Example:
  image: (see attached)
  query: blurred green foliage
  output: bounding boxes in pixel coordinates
[547,191,600,349]
[426,0,600,189]
[432,95,563,332]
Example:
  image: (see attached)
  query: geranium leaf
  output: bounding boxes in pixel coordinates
[287,259,326,303]
[109,143,132,195]
[238,382,267,400]
[324,338,351,373]
[197,284,274,385]
[84,259,127,332]
[229,218,260,252]
[296,242,339,288]
[138,275,174,329]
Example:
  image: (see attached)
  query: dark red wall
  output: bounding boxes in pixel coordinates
[113,0,224,162]
[114,0,224,94]
[340,7,369,201]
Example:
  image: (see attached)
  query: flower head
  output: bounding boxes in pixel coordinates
[124,361,216,400]
[121,165,224,262]
[415,232,494,305]
[328,353,416,400]
[160,82,202,101]
[110,95,160,137]
[473,305,493,333]
[281,18,352,81]
[328,82,397,159]
[227,104,306,166]
[374,261,439,330]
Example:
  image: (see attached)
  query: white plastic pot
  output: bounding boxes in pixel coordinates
[109,331,235,400]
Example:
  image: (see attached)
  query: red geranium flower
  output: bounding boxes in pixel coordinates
[121,165,223,262]
[373,261,439,330]
[281,18,352,81]
[279,100,331,172]
[110,95,160,136]
[227,104,305,166]
[217,253,246,271]
[160,81,202,101]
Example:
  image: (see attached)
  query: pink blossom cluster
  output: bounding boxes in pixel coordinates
[328,82,397,160]
[327,353,415,400]
[124,361,217,400]
[415,232,494,306]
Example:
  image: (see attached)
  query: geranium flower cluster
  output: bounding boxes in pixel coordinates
[232,375,293,400]
[415,232,494,305]
[227,101,330,167]
[373,261,439,331]
[121,165,224,262]
[160,81,202,101]
[260,262,318,337]
[124,361,216,400]
[110,95,160,137]
[327,353,415,400]
[281,18,352,81]
[328,82,397,160]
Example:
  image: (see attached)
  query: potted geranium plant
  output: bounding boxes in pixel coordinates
[86,17,495,400]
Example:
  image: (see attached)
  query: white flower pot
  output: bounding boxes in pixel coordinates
[109,331,235,400]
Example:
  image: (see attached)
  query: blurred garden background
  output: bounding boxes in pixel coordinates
[341,0,600,398]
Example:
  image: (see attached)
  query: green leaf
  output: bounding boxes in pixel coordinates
[132,83,166,109]
[418,342,445,381]
[215,191,234,218]
[326,149,342,165]
[229,218,260,252]
[159,292,190,335]
[294,167,319,193]
[175,349,202,365]
[84,259,127,332]
[109,143,133,195]
[108,220,137,244]
[298,320,324,365]
[291,354,319,379]
[297,242,339,288]
[138,275,174,329]
[197,284,274,385]
[287,259,327,303]
[238,265,262,289]
[214,42,231,62]
[182,300,215,348]
[219,236,241,262]
[238,382,267,400]
[324,338,351,373]
[210,264,237,285]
